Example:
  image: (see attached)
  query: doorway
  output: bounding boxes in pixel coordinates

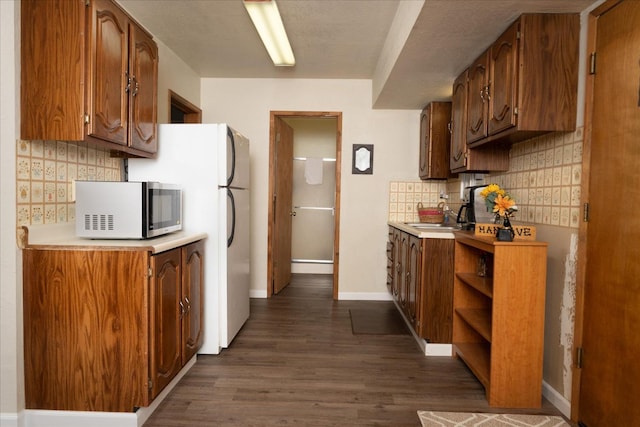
[572,0,640,424]
[267,111,342,299]
[169,90,202,123]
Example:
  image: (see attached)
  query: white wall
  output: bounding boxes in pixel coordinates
[155,39,201,124]
[200,78,420,298]
[1,1,21,422]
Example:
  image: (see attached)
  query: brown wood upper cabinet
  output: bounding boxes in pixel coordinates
[464,14,579,148]
[21,0,158,157]
[450,71,509,173]
[419,102,452,179]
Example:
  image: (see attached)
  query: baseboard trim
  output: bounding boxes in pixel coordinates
[21,355,197,427]
[250,289,267,298]
[338,292,392,301]
[542,380,571,419]
[424,343,453,356]
[291,263,333,274]
[0,412,19,427]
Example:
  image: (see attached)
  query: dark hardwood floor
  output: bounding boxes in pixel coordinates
[143,274,566,426]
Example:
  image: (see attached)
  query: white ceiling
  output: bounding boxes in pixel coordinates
[117,0,595,110]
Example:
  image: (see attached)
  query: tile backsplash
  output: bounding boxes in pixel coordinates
[16,140,123,226]
[487,128,583,228]
[388,181,448,223]
[389,128,584,229]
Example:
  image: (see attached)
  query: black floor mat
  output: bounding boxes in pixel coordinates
[349,303,409,335]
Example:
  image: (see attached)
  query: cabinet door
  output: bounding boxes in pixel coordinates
[150,248,182,399]
[419,105,431,179]
[450,72,468,172]
[87,0,129,146]
[181,241,204,362]
[387,227,395,293]
[406,236,422,328]
[488,20,519,136]
[392,229,403,300]
[398,233,409,309]
[466,51,489,144]
[128,23,158,153]
[20,0,87,141]
[23,249,150,412]
[419,239,455,343]
[420,102,452,179]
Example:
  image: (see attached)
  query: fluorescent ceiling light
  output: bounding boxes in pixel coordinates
[243,0,295,66]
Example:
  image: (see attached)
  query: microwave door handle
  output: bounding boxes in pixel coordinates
[227,126,236,187]
[227,188,236,247]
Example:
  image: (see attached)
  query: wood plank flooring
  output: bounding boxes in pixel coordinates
[143,274,567,426]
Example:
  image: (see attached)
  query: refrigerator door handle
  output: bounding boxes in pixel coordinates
[227,188,236,247]
[227,126,236,187]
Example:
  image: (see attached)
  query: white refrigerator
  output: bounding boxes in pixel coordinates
[128,124,250,354]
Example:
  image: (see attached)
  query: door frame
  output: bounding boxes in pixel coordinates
[570,0,622,420]
[168,90,202,123]
[266,111,342,299]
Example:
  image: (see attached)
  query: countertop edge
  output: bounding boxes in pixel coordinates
[20,223,207,253]
[387,221,456,239]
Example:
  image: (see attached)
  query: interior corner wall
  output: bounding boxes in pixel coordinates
[155,39,202,124]
[1,0,21,420]
[199,78,421,297]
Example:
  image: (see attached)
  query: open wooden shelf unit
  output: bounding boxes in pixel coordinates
[452,232,548,408]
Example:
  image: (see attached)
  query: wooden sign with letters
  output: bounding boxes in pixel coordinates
[474,223,537,241]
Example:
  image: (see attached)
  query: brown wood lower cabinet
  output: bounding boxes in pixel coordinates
[387,226,454,343]
[23,240,204,412]
[149,241,204,400]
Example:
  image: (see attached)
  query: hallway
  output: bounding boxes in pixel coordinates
[143,274,564,426]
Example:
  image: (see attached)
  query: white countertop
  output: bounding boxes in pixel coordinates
[387,221,459,239]
[19,223,207,254]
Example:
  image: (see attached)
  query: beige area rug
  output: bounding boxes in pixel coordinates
[418,411,570,427]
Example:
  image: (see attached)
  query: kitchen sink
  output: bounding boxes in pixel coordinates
[404,222,459,231]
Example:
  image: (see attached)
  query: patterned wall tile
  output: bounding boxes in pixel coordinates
[388,180,448,223]
[388,128,584,229]
[15,140,123,227]
[483,128,583,228]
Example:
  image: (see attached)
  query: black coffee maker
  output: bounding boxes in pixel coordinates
[456,185,489,230]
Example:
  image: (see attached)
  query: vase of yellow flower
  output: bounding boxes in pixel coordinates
[480,184,518,241]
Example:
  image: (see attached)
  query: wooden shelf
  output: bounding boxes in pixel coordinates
[453,232,548,408]
[456,273,493,298]
[453,342,490,389]
[456,308,492,342]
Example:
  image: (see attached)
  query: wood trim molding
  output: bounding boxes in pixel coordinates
[168,90,202,124]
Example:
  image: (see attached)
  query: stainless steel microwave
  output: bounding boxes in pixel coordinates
[75,181,182,239]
